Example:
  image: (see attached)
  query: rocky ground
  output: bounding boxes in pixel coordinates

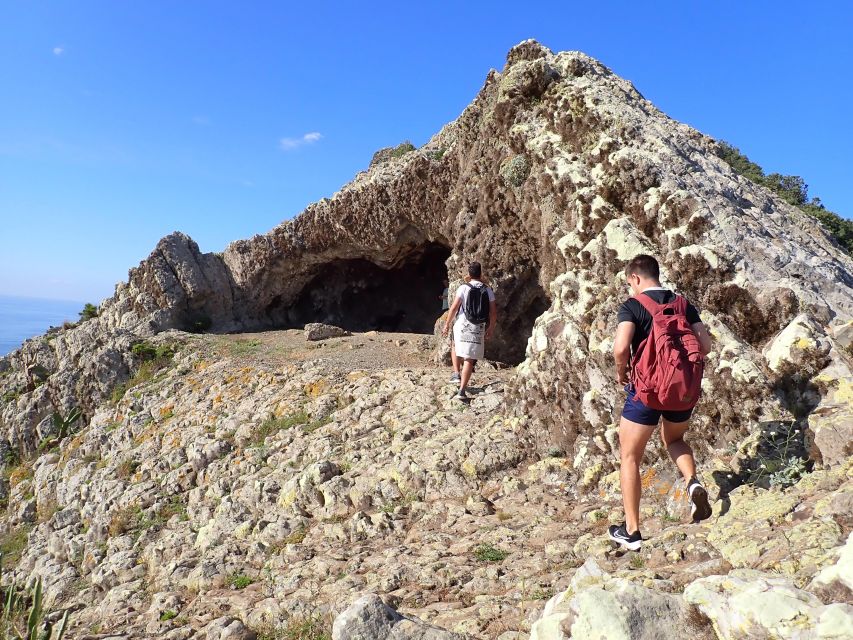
[2,328,850,639]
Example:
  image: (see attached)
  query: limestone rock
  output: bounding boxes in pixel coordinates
[205,617,257,640]
[305,323,351,342]
[530,559,712,640]
[684,570,853,639]
[332,594,465,639]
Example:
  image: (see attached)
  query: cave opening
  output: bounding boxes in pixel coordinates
[282,243,452,334]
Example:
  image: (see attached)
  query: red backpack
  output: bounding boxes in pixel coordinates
[631,294,704,411]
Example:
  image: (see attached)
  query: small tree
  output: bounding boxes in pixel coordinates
[79,303,98,322]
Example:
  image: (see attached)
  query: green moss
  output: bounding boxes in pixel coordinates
[160,610,178,622]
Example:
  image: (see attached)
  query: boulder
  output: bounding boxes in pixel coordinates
[332,594,464,639]
[305,323,350,342]
[684,570,853,639]
[529,559,712,640]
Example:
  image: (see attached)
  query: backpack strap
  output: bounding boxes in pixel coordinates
[634,293,662,315]
[634,292,688,316]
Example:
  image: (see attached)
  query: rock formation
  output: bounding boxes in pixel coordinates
[0,40,851,639]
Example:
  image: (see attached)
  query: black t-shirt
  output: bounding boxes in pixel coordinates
[617,290,701,353]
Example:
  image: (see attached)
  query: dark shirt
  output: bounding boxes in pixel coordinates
[617,289,701,353]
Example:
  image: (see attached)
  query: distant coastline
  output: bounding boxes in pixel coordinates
[0,294,84,356]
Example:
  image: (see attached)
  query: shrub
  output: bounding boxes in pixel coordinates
[160,610,178,622]
[716,141,852,254]
[255,615,332,640]
[227,573,254,590]
[473,543,509,562]
[78,303,99,322]
[389,141,416,158]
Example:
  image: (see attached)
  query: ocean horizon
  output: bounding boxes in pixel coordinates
[0,294,85,357]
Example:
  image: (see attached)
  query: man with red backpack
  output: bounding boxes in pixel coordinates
[609,255,714,551]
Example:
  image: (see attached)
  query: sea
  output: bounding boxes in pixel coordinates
[0,295,85,357]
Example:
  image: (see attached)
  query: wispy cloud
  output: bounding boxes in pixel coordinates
[279,131,322,150]
[52,46,65,56]
[192,115,211,126]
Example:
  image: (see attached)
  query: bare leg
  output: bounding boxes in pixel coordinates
[618,417,655,533]
[660,418,696,481]
[450,339,460,374]
[460,358,476,391]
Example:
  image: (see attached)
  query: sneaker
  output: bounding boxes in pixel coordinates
[454,389,468,401]
[608,523,642,551]
[449,372,461,382]
[688,478,712,522]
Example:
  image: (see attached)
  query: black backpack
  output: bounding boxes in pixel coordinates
[463,283,490,324]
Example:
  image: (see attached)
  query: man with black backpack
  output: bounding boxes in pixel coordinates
[608,255,714,551]
[442,262,496,400]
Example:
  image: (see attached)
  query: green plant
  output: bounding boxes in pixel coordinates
[159,610,178,622]
[0,573,70,640]
[252,411,309,446]
[769,457,809,489]
[629,555,645,569]
[78,303,99,322]
[301,415,332,434]
[716,141,852,254]
[227,573,254,590]
[745,422,811,488]
[389,141,416,159]
[473,543,509,563]
[530,588,554,601]
[255,615,332,640]
[0,526,32,567]
[51,408,82,441]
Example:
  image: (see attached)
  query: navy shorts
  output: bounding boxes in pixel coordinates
[621,385,694,426]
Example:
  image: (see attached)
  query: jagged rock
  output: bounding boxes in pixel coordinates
[205,616,257,640]
[529,559,713,640]
[332,593,465,639]
[808,348,853,466]
[811,532,853,596]
[684,570,853,639]
[305,323,351,341]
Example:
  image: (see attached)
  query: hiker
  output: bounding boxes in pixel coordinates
[609,254,713,551]
[442,262,496,400]
[440,278,450,312]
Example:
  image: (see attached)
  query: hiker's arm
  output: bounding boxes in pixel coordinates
[485,300,498,339]
[613,321,635,385]
[443,297,462,335]
[691,322,713,356]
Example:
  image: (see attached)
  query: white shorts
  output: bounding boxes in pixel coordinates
[453,315,485,360]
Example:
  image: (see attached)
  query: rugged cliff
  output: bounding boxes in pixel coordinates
[0,40,851,639]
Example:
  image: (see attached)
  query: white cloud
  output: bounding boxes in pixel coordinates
[279,132,323,150]
[52,46,64,56]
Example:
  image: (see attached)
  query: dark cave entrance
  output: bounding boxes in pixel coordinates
[284,243,452,334]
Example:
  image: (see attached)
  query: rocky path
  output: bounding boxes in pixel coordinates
[3,329,851,639]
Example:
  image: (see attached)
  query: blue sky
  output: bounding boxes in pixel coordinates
[1,1,851,303]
